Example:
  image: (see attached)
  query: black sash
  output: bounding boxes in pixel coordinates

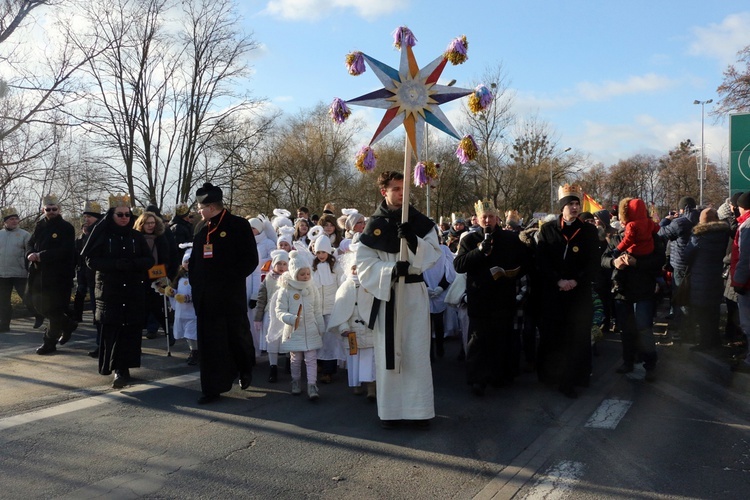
[367,274,424,370]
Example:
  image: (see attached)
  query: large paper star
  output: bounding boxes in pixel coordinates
[346,44,472,161]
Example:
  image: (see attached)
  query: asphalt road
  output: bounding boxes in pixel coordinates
[1,313,749,499]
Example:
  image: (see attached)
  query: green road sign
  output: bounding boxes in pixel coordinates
[731,113,750,194]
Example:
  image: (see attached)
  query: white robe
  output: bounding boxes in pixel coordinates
[356,227,441,420]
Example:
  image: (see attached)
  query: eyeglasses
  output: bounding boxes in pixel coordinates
[114,212,131,218]
[44,207,58,212]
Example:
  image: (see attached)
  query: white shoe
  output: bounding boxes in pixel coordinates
[291,379,301,395]
[308,384,319,400]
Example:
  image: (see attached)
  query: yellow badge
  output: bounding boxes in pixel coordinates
[572,246,579,253]
[183,280,189,286]
[220,231,227,237]
[293,293,300,300]
[52,233,58,238]
[373,229,381,236]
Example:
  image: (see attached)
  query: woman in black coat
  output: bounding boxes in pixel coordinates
[82,204,154,388]
[684,208,731,349]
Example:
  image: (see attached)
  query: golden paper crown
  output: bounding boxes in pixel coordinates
[451,212,465,224]
[131,206,143,217]
[175,203,189,216]
[505,210,520,222]
[2,207,19,220]
[42,194,59,206]
[474,199,498,216]
[558,183,583,201]
[108,194,130,209]
[83,200,102,214]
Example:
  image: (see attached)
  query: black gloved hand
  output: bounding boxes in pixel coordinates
[249,299,257,309]
[393,260,410,277]
[734,286,746,296]
[478,240,492,256]
[397,222,418,253]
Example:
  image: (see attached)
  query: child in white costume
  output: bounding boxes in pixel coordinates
[167,247,198,365]
[274,250,325,400]
[254,249,289,383]
[248,215,276,354]
[308,227,345,383]
[328,240,376,400]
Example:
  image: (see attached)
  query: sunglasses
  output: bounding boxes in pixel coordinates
[44,207,59,212]
[114,212,132,218]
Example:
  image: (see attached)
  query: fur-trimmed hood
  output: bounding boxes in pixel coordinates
[692,220,730,236]
[618,198,649,225]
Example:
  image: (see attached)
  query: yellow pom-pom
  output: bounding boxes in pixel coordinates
[424,161,439,180]
[164,286,176,297]
[175,294,186,304]
[458,136,478,162]
[468,93,483,114]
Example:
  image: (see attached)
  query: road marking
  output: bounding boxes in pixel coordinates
[521,460,584,500]
[0,373,199,431]
[585,399,632,429]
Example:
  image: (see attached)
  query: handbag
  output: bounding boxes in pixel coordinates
[444,273,466,306]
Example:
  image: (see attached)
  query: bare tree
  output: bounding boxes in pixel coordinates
[457,63,515,202]
[714,45,750,116]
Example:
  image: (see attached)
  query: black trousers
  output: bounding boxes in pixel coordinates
[0,277,26,329]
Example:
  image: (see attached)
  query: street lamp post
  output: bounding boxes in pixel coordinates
[693,99,713,206]
[550,147,572,213]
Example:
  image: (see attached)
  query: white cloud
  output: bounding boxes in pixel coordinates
[572,116,727,167]
[688,12,750,66]
[576,74,677,101]
[262,0,405,21]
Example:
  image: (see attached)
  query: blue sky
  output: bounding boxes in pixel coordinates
[239,0,749,168]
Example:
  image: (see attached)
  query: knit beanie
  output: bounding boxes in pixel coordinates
[738,192,750,210]
[287,250,311,280]
[270,249,290,269]
[731,192,744,207]
[678,196,697,210]
[248,217,264,234]
[594,209,611,229]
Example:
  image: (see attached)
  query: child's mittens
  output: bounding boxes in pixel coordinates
[175,293,187,303]
[164,286,176,297]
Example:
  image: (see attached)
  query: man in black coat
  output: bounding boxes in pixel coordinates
[28,195,78,354]
[536,185,600,398]
[169,203,194,260]
[602,208,665,381]
[189,183,259,404]
[454,199,532,396]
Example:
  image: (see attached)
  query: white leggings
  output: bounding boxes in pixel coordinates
[290,349,317,384]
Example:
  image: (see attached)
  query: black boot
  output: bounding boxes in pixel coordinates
[268,365,278,383]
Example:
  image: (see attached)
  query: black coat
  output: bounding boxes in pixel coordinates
[602,230,665,303]
[454,227,532,317]
[189,209,258,315]
[83,212,154,326]
[27,215,76,315]
[684,221,731,306]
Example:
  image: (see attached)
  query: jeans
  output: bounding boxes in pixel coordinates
[614,298,657,369]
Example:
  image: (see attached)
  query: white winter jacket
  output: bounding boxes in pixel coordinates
[275,276,324,352]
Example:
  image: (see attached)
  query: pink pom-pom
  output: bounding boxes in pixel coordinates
[328,98,351,124]
[413,162,428,187]
[355,146,377,173]
[456,135,478,164]
[393,26,417,50]
[345,51,365,76]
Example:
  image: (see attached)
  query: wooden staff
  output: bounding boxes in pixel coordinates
[294,303,302,330]
[394,134,414,372]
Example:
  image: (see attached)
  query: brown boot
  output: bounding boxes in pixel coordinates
[366,381,376,402]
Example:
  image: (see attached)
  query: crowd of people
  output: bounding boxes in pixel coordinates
[1,176,749,429]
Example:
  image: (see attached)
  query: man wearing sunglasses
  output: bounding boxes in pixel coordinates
[27,195,78,354]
